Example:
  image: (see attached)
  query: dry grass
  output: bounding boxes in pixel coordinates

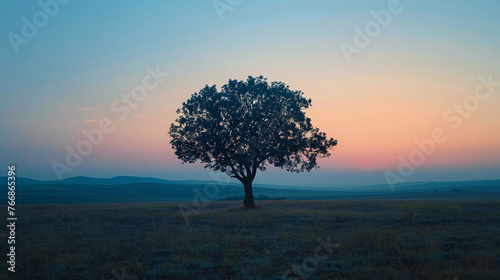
[1,200,499,279]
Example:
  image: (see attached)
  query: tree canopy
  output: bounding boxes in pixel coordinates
[169,76,337,207]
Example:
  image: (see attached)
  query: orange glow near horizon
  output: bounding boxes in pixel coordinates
[78,69,500,176]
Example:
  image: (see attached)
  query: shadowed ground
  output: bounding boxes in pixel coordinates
[2,200,499,279]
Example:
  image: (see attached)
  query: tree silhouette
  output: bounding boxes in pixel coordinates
[169,76,337,208]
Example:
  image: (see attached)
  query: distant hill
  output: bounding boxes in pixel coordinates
[362,180,500,193]
[0,176,498,204]
[1,176,235,186]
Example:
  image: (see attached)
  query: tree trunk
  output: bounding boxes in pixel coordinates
[243,179,255,208]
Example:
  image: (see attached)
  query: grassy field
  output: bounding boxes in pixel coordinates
[2,200,500,279]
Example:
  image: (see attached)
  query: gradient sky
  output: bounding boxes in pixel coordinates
[1,0,499,186]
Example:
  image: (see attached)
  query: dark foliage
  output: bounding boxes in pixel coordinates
[169,76,337,207]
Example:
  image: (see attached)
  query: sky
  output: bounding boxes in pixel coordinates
[1,0,499,187]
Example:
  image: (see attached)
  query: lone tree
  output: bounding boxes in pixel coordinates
[169,76,337,208]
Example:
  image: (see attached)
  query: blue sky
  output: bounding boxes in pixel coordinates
[1,0,499,186]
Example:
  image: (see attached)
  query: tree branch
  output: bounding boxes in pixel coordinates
[237,163,247,179]
[229,163,243,181]
[245,165,252,179]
